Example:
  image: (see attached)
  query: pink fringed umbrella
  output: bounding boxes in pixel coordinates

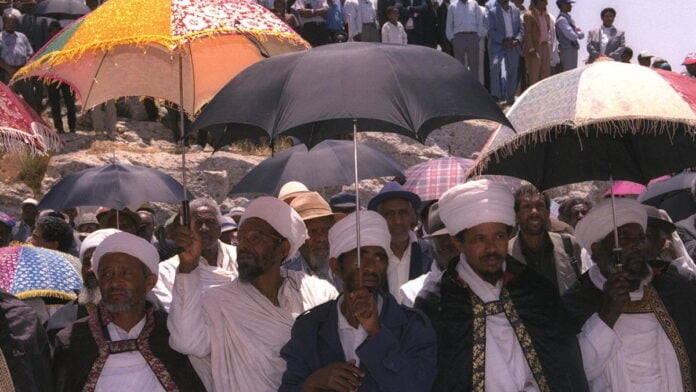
[0,82,61,154]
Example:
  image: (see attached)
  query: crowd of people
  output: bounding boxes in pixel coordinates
[2,174,696,391]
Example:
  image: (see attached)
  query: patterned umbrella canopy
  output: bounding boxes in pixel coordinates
[0,246,82,301]
[470,62,696,190]
[14,0,309,114]
[0,82,61,154]
[403,157,475,202]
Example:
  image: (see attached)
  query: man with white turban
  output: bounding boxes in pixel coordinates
[168,196,338,392]
[562,198,696,392]
[53,232,205,392]
[416,179,588,391]
[279,210,438,391]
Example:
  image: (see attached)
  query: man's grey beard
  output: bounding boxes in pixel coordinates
[78,285,101,305]
[103,301,134,313]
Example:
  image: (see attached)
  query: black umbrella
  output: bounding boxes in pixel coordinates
[190,42,512,147]
[230,140,405,195]
[637,172,696,222]
[34,0,90,20]
[38,162,194,211]
[191,42,511,274]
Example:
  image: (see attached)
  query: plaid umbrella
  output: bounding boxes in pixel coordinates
[0,246,82,301]
[0,82,61,155]
[403,157,475,202]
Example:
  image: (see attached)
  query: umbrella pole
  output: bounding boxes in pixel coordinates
[353,118,362,288]
[609,176,623,272]
[179,52,190,226]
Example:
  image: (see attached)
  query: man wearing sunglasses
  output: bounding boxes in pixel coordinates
[168,196,338,392]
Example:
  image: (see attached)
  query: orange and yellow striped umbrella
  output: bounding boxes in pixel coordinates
[14,0,309,114]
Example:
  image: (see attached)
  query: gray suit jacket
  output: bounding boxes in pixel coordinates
[586,25,625,63]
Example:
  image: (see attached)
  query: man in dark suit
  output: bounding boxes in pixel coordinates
[586,7,625,63]
[280,210,437,392]
[368,181,433,297]
[487,0,523,105]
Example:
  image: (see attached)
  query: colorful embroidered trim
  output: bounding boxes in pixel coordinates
[84,303,179,392]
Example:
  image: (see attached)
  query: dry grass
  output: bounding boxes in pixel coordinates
[87,140,177,155]
[15,150,52,195]
[230,136,294,155]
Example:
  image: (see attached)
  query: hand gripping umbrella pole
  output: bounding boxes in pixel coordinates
[609,176,623,273]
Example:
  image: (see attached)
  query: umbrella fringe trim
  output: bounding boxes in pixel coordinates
[32,122,63,152]
[0,127,48,155]
[13,29,308,81]
[14,290,78,301]
[470,118,696,176]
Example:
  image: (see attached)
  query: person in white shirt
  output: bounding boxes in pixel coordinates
[344,0,380,41]
[445,0,485,81]
[280,210,437,391]
[562,198,696,391]
[167,196,338,392]
[368,181,433,298]
[153,197,237,312]
[381,5,408,44]
[416,179,589,391]
[586,7,625,63]
[398,201,459,307]
[53,232,205,391]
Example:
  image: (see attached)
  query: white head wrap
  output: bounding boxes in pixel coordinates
[575,198,647,256]
[92,232,160,277]
[79,228,121,262]
[3,8,21,19]
[439,179,515,235]
[329,210,391,259]
[240,196,308,261]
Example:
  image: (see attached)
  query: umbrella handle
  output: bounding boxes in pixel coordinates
[612,248,623,273]
[181,200,190,227]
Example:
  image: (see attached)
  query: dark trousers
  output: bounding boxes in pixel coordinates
[47,82,76,132]
[301,22,330,47]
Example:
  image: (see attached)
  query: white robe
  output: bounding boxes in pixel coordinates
[168,268,338,392]
[153,240,238,312]
[456,256,539,392]
[397,263,443,307]
[577,265,683,391]
[153,240,237,391]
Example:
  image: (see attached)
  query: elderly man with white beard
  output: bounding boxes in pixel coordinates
[53,232,205,391]
[562,198,696,391]
[168,196,338,392]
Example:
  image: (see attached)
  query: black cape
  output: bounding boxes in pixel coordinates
[0,290,53,392]
[561,265,696,383]
[416,256,589,392]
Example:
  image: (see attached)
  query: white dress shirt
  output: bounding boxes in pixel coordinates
[445,0,484,41]
[599,25,612,55]
[502,7,513,37]
[95,317,165,392]
[381,20,408,44]
[337,295,384,366]
[387,231,418,297]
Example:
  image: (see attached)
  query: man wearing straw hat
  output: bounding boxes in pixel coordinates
[53,232,205,391]
[286,191,345,287]
[416,179,588,391]
[280,210,437,391]
[562,198,696,391]
[168,196,338,392]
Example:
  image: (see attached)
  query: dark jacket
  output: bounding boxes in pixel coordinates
[53,309,205,392]
[562,265,696,383]
[0,291,53,392]
[409,238,434,280]
[280,292,437,391]
[416,256,589,392]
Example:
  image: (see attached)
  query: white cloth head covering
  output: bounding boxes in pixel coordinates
[329,210,391,259]
[575,198,647,256]
[240,196,308,260]
[3,8,21,19]
[79,228,120,262]
[92,232,160,277]
[439,179,515,235]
